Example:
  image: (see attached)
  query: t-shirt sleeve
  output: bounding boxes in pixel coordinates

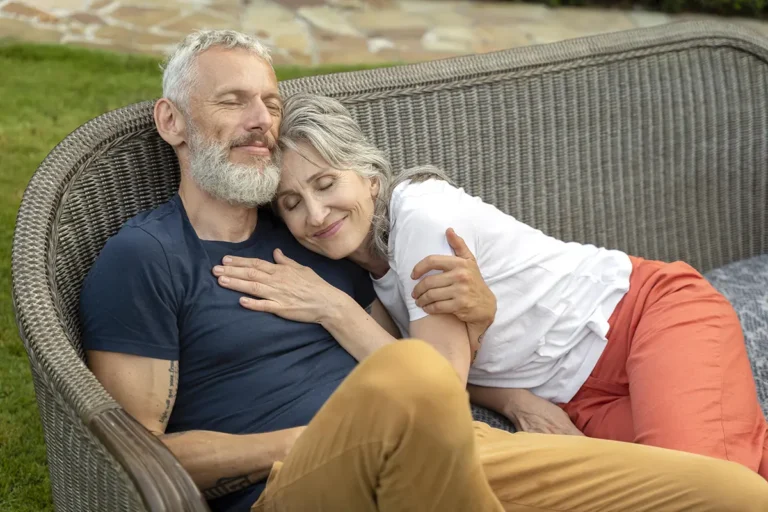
[349,262,377,309]
[390,190,478,323]
[79,226,180,361]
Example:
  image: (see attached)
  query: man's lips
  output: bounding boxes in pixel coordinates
[233,144,271,157]
[313,218,345,239]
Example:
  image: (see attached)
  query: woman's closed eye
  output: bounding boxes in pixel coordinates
[283,196,301,211]
[316,177,335,191]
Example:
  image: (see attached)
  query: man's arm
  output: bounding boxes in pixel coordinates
[88,350,303,498]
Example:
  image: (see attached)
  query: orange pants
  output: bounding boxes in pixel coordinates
[562,256,768,478]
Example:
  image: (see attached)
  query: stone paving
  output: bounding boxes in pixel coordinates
[0,0,766,65]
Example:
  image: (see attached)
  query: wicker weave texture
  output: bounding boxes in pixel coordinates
[29,365,145,511]
[281,26,768,274]
[10,20,768,511]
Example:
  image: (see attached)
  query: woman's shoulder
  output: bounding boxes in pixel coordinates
[390,177,466,213]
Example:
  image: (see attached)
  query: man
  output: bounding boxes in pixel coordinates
[80,29,768,512]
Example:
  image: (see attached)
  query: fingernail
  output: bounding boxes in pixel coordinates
[219,276,230,284]
[223,256,232,264]
[213,266,223,275]
[240,297,251,304]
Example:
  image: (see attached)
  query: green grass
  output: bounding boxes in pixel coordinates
[0,40,382,511]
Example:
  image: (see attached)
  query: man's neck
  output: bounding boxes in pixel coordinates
[178,179,258,243]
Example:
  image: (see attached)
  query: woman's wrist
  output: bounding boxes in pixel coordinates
[317,290,356,328]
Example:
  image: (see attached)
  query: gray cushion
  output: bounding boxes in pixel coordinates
[471,404,517,433]
[704,254,768,416]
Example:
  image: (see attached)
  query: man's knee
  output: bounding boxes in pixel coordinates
[351,339,471,425]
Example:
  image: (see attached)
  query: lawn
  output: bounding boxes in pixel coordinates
[0,41,378,512]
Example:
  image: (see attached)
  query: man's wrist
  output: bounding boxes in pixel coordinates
[272,426,305,462]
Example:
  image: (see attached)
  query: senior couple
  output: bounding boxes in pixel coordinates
[80,29,768,512]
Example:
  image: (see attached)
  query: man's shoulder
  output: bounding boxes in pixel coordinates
[105,196,184,255]
[87,196,186,280]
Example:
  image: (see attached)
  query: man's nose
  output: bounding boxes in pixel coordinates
[244,97,273,133]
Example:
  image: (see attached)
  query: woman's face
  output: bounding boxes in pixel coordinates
[275,142,379,260]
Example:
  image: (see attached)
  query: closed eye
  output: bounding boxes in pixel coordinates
[317,177,335,191]
[283,197,301,211]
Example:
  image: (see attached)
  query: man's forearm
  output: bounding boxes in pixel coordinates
[159,427,302,499]
[320,295,397,362]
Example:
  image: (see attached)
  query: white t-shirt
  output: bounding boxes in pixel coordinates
[371,179,632,403]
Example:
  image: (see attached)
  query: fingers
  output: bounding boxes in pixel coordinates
[410,254,466,280]
[213,264,271,283]
[411,272,458,300]
[239,297,279,313]
[421,299,459,316]
[563,421,585,436]
[445,228,475,261]
[273,248,302,268]
[216,276,276,298]
[221,255,277,274]
[414,287,455,309]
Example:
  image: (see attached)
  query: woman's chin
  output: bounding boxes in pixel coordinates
[300,240,349,260]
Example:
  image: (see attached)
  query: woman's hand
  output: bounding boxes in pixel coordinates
[468,386,584,436]
[410,228,496,361]
[213,248,347,324]
[503,389,583,436]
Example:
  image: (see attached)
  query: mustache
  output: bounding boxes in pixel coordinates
[229,132,275,150]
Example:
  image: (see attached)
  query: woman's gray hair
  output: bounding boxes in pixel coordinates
[161,29,272,112]
[279,92,451,259]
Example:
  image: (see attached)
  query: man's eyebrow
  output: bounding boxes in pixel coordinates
[212,87,244,98]
[263,93,283,106]
[210,89,282,103]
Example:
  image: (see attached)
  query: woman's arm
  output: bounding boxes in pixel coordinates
[410,314,472,386]
[368,299,401,338]
[318,296,399,361]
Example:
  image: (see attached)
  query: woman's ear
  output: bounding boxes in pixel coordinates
[370,176,381,199]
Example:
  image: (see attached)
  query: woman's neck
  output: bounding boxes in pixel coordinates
[348,241,389,279]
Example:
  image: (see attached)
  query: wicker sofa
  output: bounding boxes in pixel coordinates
[11,19,768,512]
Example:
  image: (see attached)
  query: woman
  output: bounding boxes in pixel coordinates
[219,92,768,477]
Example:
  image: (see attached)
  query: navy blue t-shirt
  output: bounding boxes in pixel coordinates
[79,194,376,512]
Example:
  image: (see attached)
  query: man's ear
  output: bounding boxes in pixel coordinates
[154,98,187,147]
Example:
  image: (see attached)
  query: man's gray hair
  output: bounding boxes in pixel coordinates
[279,92,451,259]
[162,30,272,112]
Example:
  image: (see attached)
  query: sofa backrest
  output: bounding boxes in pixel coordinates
[280,20,768,275]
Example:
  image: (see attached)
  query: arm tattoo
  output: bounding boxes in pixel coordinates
[159,361,178,426]
[203,475,254,500]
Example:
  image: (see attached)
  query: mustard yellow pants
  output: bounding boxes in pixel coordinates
[252,340,768,512]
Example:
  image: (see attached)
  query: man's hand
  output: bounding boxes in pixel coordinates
[214,249,347,324]
[410,228,496,361]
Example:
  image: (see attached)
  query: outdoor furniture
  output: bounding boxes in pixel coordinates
[11,19,768,512]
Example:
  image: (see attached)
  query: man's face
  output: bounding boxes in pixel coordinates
[183,47,283,207]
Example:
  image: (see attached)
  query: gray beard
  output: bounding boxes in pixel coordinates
[187,127,280,208]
